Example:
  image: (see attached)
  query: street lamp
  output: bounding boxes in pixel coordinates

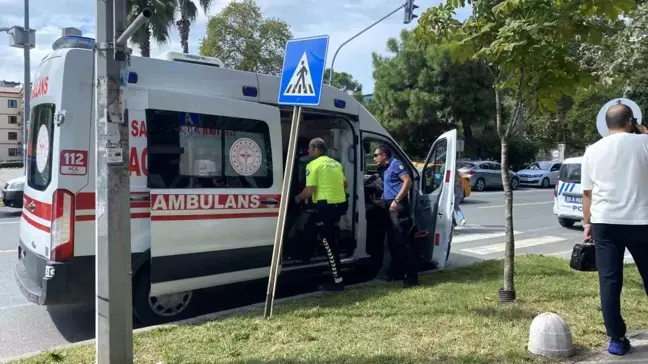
[328,1,419,86]
[1,2,36,167]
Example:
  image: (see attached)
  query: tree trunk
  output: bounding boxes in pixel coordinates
[139,26,151,58]
[179,18,190,54]
[496,88,516,302]
[462,123,474,157]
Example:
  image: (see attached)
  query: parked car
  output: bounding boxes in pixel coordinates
[457,160,519,192]
[413,162,472,202]
[517,161,562,188]
[1,176,25,208]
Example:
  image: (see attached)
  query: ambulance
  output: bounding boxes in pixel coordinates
[553,156,584,227]
[15,42,457,325]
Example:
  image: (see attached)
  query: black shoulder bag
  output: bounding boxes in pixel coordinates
[570,239,597,272]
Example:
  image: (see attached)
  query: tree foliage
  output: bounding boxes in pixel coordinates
[370,30,495,158]
[199,0,292,74]
[324,69,364,102]
[415,0,634,299]
[129,0,177,57]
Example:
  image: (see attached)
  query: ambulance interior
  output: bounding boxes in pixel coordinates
[279,109,359,266]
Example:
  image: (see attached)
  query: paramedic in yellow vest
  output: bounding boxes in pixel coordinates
[294,138,348,291]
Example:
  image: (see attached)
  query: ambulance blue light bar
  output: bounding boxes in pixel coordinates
[52,35,95,50]
[334,99,346,109]
[128,72,138,84]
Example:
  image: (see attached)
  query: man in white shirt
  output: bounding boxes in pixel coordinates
[581,103,648,356]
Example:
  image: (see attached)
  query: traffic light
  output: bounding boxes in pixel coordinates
[403,0,419,24]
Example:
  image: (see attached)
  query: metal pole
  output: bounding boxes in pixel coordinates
[264,105,302,319]
[95,0,133,361]
[328,3,405,86]
[23,0,30,166]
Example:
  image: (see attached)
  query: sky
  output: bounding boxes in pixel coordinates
[0,0,471,94]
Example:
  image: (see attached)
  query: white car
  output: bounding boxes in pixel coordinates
[553,157,583,227]
[517,161,562,188]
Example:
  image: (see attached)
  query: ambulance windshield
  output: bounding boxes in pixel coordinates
[27,103,55,191]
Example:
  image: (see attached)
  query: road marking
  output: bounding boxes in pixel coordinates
[0,303,32,310]
[478,201,554,209]
[544,249,573,257]
[453,230,522,244]
[460,235,567,255]
[0,249,17,254]
[0,221,20,225]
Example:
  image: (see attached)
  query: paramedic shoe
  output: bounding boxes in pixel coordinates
[318,282,344,292]
[460,219,466,226]
[608,337,631,356]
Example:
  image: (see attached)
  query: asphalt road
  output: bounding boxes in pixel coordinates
[0,187,597,361]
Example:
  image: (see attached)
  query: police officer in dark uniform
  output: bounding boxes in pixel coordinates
[374,145,418,287]
[295,138,348,291]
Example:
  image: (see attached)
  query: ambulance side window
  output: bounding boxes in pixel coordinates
[147,109,273,189]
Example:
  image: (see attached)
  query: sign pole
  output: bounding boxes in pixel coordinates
[267,34,328,319]
[264,105,302,319]
[95,1,149,362]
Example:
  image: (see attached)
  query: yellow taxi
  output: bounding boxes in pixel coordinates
[412,161,471,201]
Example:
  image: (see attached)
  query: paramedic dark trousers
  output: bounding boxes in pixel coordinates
[592,224,648,339]
[384,198,417,282]
[310,201,347,283]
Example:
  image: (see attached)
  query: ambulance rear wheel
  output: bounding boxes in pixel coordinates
[132,264,197,326]
[558,218,576,228]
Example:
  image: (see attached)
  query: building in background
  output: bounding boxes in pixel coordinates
[0,86,24,162]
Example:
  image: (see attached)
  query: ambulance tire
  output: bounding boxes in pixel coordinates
[132,264,198,326]
[558,218,576,228]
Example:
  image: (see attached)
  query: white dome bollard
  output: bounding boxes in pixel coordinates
[528,312,574,358]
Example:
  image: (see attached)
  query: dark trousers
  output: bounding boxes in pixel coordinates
[308,201,347,284]
[592,223,648,339]
[384,198,418,283]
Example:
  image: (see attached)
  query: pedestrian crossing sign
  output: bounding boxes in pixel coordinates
[278,35,329,106]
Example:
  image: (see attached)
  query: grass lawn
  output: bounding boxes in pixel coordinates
[15,256,648,364]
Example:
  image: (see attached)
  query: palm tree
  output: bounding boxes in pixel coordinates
[176,0,213,54]
[128,0,177,57]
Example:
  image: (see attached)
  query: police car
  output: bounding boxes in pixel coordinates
[15,40,459,325]
[553,156,583,227]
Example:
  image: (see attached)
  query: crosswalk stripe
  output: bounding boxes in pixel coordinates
[460,235,567,255]
[453,230,522,244]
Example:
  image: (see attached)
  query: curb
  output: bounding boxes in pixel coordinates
[2,259,480,363]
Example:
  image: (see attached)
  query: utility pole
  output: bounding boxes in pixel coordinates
[23,0,30,166]
[94,0,150,362]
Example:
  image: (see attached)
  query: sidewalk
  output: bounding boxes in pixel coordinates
[575,332,648,363]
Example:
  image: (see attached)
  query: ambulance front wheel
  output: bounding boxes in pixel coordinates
[132,264,198,326]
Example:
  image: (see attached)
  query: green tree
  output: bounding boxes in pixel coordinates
[370,29,495,158]
[176,0,214,54]
[199,0,292,74]
[324,69,364,102]
[417,0,634,302]
[129,0,177,57]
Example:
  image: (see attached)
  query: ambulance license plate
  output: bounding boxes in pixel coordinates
[564,196,582,204]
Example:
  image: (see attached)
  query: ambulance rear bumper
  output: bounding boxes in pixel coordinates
[14,239,94,306]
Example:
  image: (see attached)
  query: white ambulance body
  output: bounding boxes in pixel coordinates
[15,46,457,325]
[553,156,584,227]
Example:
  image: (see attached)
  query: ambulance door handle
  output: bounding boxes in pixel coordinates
[260,200,279,206]
[28,202,35,212]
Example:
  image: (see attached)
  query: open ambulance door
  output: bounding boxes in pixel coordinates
[415,129,457,269]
